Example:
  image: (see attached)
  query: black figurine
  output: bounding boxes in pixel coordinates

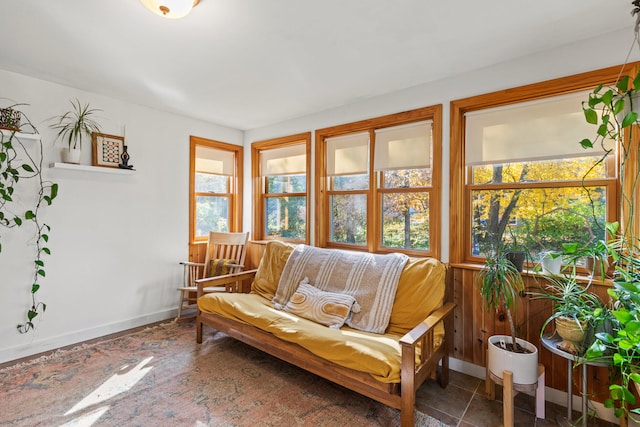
[118,145,134,170]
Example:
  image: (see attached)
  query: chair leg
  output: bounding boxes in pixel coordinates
[175,289,184,321]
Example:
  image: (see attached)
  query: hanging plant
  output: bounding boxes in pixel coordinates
[0,103,59,333]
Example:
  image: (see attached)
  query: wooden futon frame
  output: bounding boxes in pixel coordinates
[195,269,455,427]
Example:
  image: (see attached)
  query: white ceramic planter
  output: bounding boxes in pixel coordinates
[540,252,562,275]
[61,148,81,164]
[487,335,539,385]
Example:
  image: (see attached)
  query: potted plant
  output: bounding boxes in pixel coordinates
[0,103,59,333]
[476,243,539,385]
[561,239,610,280]
[50,99,101,164]
[539,250,563,275]
[576,14,640,417]
[531,274,603,355]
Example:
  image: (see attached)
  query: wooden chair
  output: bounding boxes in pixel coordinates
[175,231,249,321]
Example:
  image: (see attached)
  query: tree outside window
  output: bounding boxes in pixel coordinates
[463,92,616,262]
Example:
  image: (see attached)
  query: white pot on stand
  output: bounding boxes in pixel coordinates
[487,335,539,385]
[61,147,81,164]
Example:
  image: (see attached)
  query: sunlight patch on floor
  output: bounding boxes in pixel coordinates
[59,406,109,427]
[64,357,154,417]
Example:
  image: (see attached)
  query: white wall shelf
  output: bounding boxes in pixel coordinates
[49,162,136,175]
[0,128,41,143]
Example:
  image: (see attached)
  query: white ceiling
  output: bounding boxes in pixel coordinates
[0,0,635,130]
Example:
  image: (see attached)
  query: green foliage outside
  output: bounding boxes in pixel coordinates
[471,156,609,260]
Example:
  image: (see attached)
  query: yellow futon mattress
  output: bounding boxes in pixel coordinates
[198,292,413,383]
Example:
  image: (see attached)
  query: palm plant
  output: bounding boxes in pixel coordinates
[50,99,101,150]
[476,244,525,350]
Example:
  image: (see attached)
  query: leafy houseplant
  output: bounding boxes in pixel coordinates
[50,99,101,164]
[476,244,539,384]
[531,274,604,355]
[0,104,59,333]
[576,9,640,417]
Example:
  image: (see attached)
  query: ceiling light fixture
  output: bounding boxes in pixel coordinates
[140,0,200,19]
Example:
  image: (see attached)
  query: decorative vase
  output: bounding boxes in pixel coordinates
[61,147,81,164]
[540,252,562,275]
[506,251,525,272]
[555,316,587,355]
[487,335,539,385]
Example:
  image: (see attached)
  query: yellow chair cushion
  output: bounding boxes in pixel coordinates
[209,258,236,277]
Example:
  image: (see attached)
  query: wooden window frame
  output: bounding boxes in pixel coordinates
[251,132,311,243]
[189,136,243,244]
[449,63,638,265]
[315,105,442,258]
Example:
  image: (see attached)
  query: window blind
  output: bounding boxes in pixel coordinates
[373,120,432,171]
[465,91,613,166]
[326,132,369,176]
[195,146,234,175]
[260,144,306,176]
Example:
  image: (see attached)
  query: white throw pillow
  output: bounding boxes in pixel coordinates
[284,278,360,329]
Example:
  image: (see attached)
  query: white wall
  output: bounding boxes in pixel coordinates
[2,26,638,367]
[243,26,640,262]
[0,70,242,363]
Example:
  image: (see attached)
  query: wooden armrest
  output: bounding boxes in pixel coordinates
[179,261,205,267]
[195,269,258,296]
[399,302,456,348]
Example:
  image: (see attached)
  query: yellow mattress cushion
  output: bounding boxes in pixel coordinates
[250,240,296,300]
[387,256,446,336]
[248,240,446,337]
[198,292,406,383]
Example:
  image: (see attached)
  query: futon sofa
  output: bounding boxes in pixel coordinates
[196,240,455,427]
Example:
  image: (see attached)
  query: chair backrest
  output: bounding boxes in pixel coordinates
[201,231,250,279]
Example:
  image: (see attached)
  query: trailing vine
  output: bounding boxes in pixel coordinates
[0,104,58,333]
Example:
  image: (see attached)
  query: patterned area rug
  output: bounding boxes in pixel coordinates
[0,322,450,426]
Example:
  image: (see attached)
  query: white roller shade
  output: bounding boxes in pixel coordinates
[326,132,369,176]
[260,144,306,176]
[465,91,614,166]
[373,121,432,171]
[195,146,234,175]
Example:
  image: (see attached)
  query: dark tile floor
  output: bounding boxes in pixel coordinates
[415,370,617,427]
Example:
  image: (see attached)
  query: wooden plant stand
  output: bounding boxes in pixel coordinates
[486,364,546,427]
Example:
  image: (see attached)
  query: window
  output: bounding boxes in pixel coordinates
[252,133,310,242]
[449,64,634,265]
[190,136,243,242]
[316,106,442,257]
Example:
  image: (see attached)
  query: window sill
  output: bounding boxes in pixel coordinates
[449,262,612,286]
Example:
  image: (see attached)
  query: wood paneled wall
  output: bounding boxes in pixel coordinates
[452,265,612,402]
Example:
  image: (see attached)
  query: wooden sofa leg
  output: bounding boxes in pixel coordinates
[439,354,449,387]
[400,387,415,427]
[196,316,203,343]
[401,356,415,427]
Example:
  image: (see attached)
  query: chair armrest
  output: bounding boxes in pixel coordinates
[195,269,258,296]
[179,261,205,267]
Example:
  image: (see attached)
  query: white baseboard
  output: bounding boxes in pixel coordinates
[448,357,620,425]
[0,309,177,365]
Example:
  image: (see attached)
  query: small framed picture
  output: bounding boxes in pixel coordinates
[92,133,124,168]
